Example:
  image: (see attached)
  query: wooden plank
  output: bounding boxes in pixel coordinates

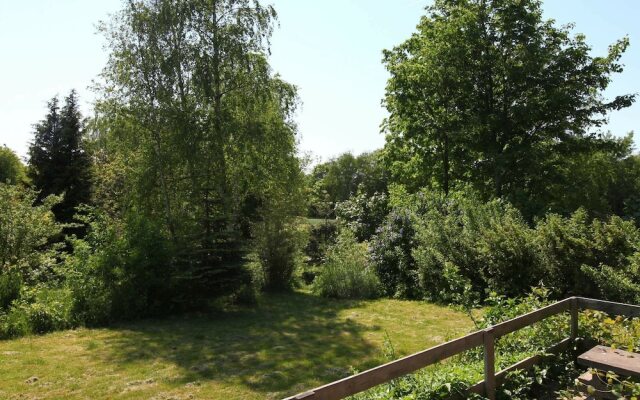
[578,297,640,318]
[468,337,572,394]
[483,328,496,400]
[571,297,579,340]
[492,298,571,338]
[494,337,572,386]
[283,331,484,400]
[577,345,640,378]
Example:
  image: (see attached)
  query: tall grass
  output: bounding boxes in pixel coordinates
[314,230,381,299]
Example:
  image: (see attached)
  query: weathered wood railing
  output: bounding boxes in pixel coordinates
[284,297,640,400]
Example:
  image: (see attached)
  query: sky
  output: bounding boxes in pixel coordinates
[1,0,639,163]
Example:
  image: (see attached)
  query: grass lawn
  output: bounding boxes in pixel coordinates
[0,291,473,400]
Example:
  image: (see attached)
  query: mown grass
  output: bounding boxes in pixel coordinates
[0,291,473,400]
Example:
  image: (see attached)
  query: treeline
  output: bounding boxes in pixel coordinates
[308,0,640,305]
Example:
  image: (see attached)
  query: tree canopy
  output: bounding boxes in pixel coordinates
[383,0,636,218]
[0,146,27,185]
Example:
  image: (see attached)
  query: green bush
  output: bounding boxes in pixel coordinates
[373,188,640,303]
[335,191,389,241]
[0,183,63,284]
[369,210,419,298]
[314,230,381,299]
[0,287,73,339]
[536,209,640,299]
[0,270,22,311]
[304,220,338,266]
[411,191,539,301]
[65,210,175,325]
[254,212,305,292]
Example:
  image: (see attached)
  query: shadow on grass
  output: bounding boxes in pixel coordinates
[100,291,382,396]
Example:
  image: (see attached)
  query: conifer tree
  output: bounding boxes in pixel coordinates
[28,90,92,231]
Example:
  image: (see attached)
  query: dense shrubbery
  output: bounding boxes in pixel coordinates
[0,184,73,338]
[64,210,175,325]
[369,210,419,299]
[335,191,389,242]
[313,230,381,299]
[363,188,640,304]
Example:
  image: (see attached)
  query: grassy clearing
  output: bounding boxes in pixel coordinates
[0,291,472,400]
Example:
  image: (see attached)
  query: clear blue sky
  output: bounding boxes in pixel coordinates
[1,0,638,162]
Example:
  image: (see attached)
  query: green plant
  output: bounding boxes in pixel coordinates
[0,287,73,338]
[369,209,419,299]
[314,230,381,299]
[0,270,21,311]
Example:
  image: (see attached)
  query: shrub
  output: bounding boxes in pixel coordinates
[254,212,305,292]
[369,209,419,298]
[0,270,22,311]
[0,287,73,338]
[0,183,63,284]
[314,230,381,299]
[335,191,389,241]
[536,209,640,298]
[65,209,175,325]
[304,220,338,266]
[411,190,539,301]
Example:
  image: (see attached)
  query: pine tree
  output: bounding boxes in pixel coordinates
[28,90,92,232]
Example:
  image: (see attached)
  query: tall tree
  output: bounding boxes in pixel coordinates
[28,91,92,228]
[93,0,302,298]
[383,0,635,218]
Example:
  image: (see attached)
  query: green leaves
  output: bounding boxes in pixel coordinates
[383,0,636,219]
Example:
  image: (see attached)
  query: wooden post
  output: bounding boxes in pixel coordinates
[570,297,578,341]
[484,328,496,400]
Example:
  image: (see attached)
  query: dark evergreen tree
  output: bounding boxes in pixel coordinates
[28,91,92,232]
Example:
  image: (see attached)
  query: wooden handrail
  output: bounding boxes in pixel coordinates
[283,296,640,400]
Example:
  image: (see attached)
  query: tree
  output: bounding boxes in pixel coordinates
[383,0,636,218]
[307,150,389,217]
[92,0,302,299]
[28,91,92,228]
[0,146,28,185]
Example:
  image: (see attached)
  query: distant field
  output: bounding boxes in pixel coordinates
[0,292,473,400]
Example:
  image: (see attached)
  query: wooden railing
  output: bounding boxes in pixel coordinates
[283,297,640,400]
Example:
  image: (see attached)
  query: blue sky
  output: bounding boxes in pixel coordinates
[1,0,638,162]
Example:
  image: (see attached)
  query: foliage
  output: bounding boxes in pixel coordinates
[413,190,538,301]
[0,287,73,339]
[0,271,21,311]
[65,209,175,325]
[0,183,63,285]
[91,0,302,299]
[383,0,636,219]
[536,209,640,300]
[307,151,389,218]
[28,91,92,228]
[369,209,419,299]
[254,213,305,292]
[314,230,381,299]
[372,188,640,303]
[0,145,28,185]
[304,219,338,267]
[335,191,389,242]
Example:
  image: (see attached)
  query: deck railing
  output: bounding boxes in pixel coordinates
[283,297,640,400]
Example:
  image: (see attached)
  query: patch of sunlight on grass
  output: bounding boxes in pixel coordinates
[0,292,474,400]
